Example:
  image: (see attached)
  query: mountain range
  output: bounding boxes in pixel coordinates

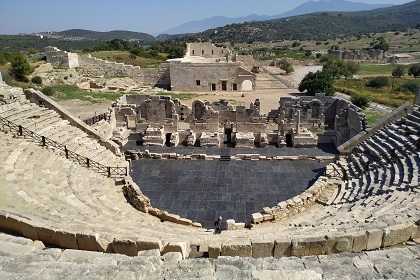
[162,0,393,35]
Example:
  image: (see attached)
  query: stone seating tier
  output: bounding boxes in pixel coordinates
[1,232,419,279]
[1,131,419,259]
[0,87,419,259]
[0,104,126,167]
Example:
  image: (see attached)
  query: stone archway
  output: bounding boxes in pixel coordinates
[241,80,253,91]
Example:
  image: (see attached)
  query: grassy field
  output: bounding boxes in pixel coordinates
[363,108,387,126]
[357,64,395,76]
[88,51,165,68]
[335,77,417,108]
[46,84,125,103]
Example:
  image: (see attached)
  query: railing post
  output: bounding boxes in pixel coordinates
[65,145,69,159]
[86,158,90,168]
[107,167,111,177]
[18,125,23,136]
[41,136,46,146]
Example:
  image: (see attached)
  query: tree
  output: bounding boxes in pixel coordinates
[278,59,294,74]
[392,65,405,78]
[298,70,335,96]
[320,55,359,78]
[351,93,371,109]
[10,53,34,81]
[366,76,389,88]
[408,63,420,78]
[373,37,390,52]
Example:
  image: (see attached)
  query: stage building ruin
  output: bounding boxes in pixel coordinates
[111,93,367,149]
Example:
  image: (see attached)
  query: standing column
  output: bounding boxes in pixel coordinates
[295,110,301,135]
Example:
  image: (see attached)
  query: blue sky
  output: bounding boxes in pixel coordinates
[0,0,413,35]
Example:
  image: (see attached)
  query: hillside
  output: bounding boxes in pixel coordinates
[57,29,156,43]
[163,0,392,35]
[197,0,420,42]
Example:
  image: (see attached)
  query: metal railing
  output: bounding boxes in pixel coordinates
[0,115,127,177]
[83,113,108,125]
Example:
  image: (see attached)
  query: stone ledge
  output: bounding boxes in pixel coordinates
[251,176,330,224]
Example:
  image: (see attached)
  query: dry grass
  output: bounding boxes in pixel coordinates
[335,77,417,108]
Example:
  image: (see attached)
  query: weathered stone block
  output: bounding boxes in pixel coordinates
[383,223,415,248]
[226,219,235,230]
[20,221,39,240]
[366,229,383,250]
[35,226,60,246]
[221,241,252,257]
[76,233,99,251]
[57,231,79,249]
[252,213,264,223]
[325,233,353,254]
[292,236,327,257]
[136,238,163,252]
[351,231,368,252]
[111,238,138,256]
[252,240,274,258]
[3,214,21,233]
[162,242,189,259]
[274,237,292,258]
[208,243,221,259]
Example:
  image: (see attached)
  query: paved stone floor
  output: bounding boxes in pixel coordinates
[130,157,331,229]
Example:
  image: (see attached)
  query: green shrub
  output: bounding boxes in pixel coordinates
[408,63,420,77]
[31,76,42,85]
[397,80,420,93]
[351,93,371,109]
[366,76,389,88]
[42,86,55,96]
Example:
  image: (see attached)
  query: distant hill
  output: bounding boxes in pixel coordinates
[195,0,420,42]
[57,29,156,43]
[162,0,393,35]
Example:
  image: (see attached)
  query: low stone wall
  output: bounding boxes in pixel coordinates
[337,102,413,155]
[125,149,336,162]
[122,177,202,228]
[251,176,330,224]
[24,89,122,156]
[78,55,145,83]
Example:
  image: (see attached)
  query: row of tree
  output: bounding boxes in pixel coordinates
[83,39,186,60]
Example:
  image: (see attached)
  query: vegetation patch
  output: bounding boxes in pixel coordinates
[45,84,124,103]
[363,108,387,126]
[357,64,394,76]
[335,77,416,108]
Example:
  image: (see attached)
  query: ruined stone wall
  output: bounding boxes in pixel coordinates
[169,61,255,92]
[235,54,257,67]
[187,43,229,58]
[78,55,145,83]
[45,46,79,69]
[142,63,170,89]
